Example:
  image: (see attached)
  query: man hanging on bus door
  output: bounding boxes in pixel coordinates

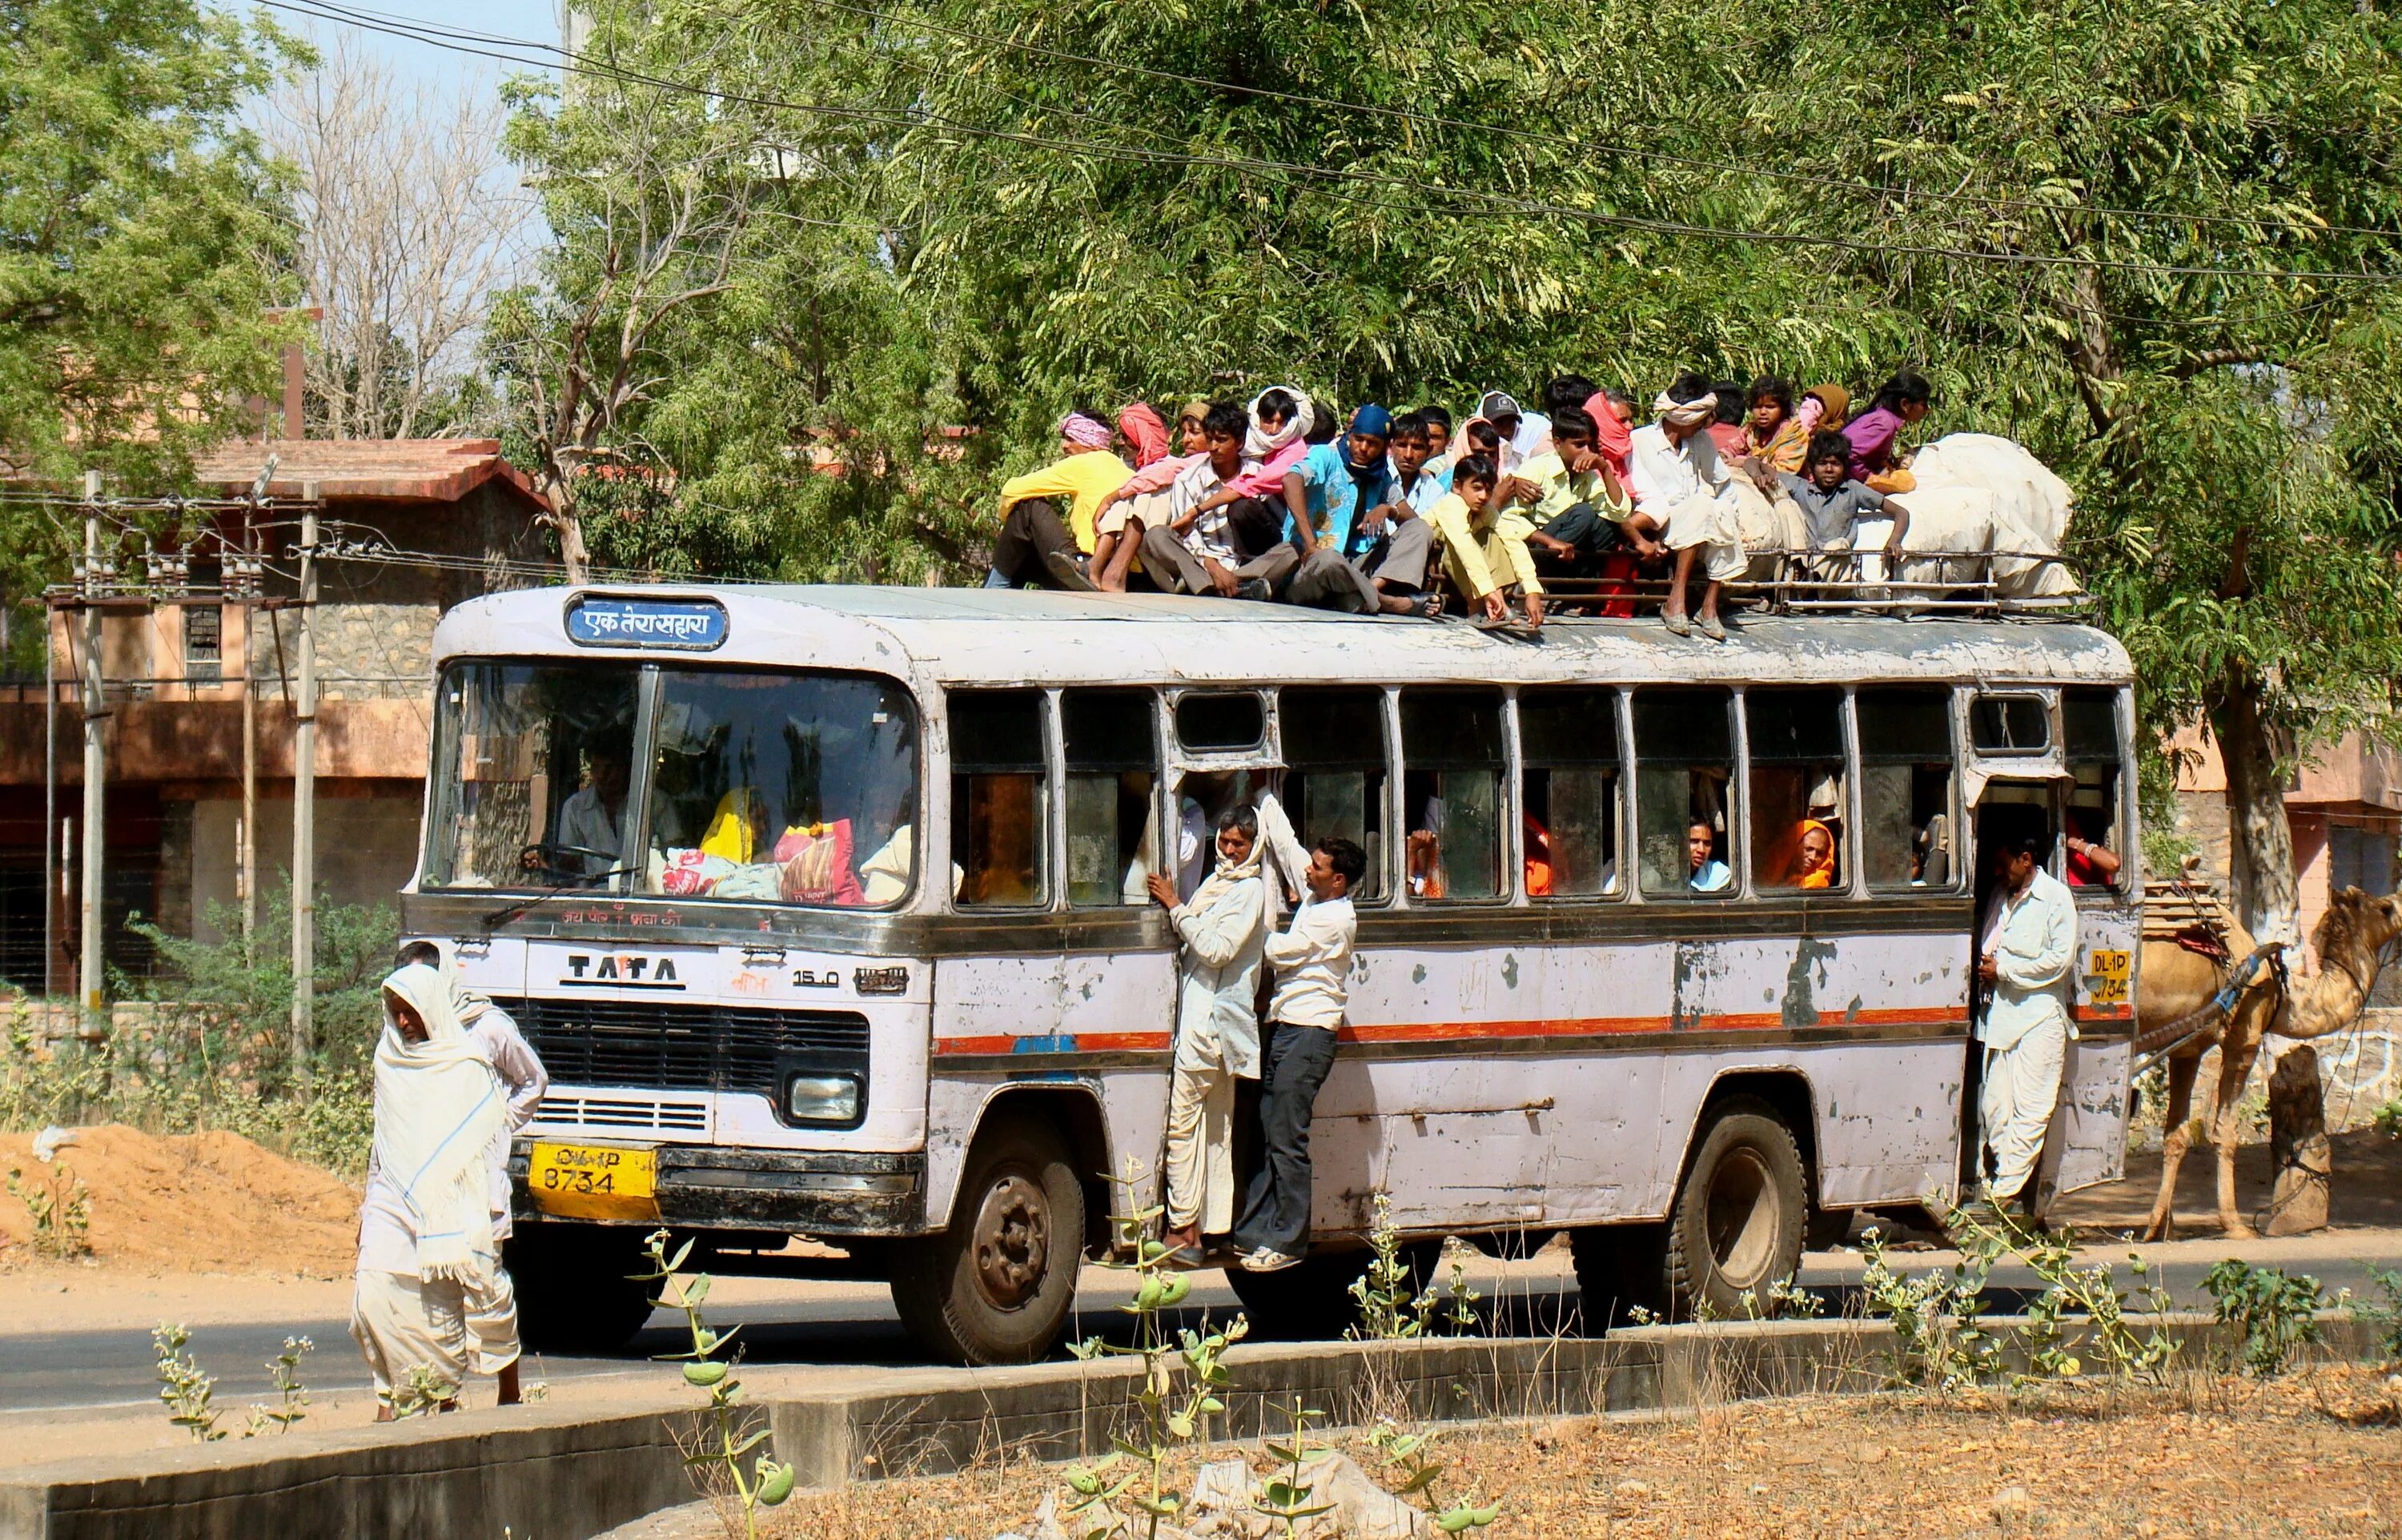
[1231,793,1364,1273]
[1974,831,2079,1216]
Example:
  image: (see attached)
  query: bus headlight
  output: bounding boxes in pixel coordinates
[785,1074,862,1125]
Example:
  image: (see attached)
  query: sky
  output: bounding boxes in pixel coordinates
[254,1,563,112]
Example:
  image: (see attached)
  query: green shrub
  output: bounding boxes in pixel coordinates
[2202,1259,2324,1376]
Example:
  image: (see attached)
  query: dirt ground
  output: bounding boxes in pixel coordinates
[2054,1126,2402,1237]
[765,1369,2402,1540]
[0,1125,359,1277]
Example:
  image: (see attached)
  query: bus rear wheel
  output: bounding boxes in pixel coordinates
[1662,1097,1807,1318]
[507,1224,658,1355]
[890,1115,1085,1366]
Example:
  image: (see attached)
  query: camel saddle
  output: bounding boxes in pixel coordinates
[2142,875,2237,961]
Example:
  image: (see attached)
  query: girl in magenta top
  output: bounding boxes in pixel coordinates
[1844,371,1934,489]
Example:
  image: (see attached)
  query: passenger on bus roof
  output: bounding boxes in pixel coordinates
[1476,389,1548,467]
[1282,407,1447,619]
[1147,805,1268,1265]
[1626,374,1748,641]
[1089,399,1212,592]
[1417,403,1456,473]
[1139,401,1297,601]
[1781,431,1909,574]
[1386,412,1449,519]
[1426,454,1545,629]
[1689,821,1733,892]
[1739,376,1820,475]
[1845,371,1933,495]
[990,411,1131,592]
[1496,407,1631,581]
[1281,403,1404,567]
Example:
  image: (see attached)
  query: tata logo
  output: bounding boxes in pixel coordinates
[559,953,686,991]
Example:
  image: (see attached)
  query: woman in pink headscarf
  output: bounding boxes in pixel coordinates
[1582,390,1636,481]
[1117,403,1171,469]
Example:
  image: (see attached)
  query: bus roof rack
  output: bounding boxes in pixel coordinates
[1543,550,2089,621]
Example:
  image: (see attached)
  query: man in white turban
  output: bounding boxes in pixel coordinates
[349,962,511,1418]
[1625,372,1749,640]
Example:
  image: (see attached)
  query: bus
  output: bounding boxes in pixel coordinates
[401,585,2140,1365]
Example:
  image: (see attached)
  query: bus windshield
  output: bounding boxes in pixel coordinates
[643,670,918,907]
[425,660,641,890]
[424,661,918,906]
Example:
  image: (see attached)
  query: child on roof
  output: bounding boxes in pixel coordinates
[1427,453,1544,629]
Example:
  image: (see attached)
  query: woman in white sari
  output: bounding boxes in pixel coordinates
[349,962,510,1418]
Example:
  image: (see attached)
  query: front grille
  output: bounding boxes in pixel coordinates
[536,1093,709,1132]
[497,997,870,1107]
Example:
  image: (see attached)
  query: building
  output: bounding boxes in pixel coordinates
[0,440,548,992]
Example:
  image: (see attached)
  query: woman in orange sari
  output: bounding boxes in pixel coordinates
[1791,819,1838,888]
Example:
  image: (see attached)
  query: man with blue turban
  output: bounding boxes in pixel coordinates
[1279,404,1444,616]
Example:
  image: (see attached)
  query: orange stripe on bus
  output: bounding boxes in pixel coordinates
[932,1006,1970,1057]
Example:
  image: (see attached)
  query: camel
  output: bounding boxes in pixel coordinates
[2139,885,2402,1240]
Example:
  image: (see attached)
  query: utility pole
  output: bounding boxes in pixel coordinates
[290,486,319,1079]
[237,458,275,946]
[78,471,106,1037]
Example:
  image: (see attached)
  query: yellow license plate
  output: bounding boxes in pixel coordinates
[2085,948,2132,1005]
[528,1141,660,1221]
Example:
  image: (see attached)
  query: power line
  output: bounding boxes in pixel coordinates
[295,0,2402,247]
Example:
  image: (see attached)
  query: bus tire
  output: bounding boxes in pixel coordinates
[506,1225,657,1355]
[890,1115,1085,1366]
[1568,1225,1670,1328]
[1663,1097,1807,1318]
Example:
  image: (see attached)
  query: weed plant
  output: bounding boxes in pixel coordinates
[2350,1267,2402,1363]
[5,1157,91,1259]
[153,1323,223,1442]
[638,1229,796,1539]
[2202,1259,2324,1376]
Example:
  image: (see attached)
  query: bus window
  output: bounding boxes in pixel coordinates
[1064,689,1160,906]
[426,661,638,889]
[2063,687,2126,890]
[1858,687,1957,890]
[1175,691,1265,752]
[1519,687,1621,898]
[1969,693,2050,754]
[1400,688,1505,901]
[1633,689,1734,897]
[1747,688,1848,893]
[642,671,919,906]
[1279,685,1388,904]
[948,689,1050,908]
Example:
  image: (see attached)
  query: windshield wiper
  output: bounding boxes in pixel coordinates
[483,868,637,931]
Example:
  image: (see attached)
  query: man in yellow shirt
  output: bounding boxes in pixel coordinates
[1496,407,1629,580]
[1428,454,1544,628]
[991,411,1132,591]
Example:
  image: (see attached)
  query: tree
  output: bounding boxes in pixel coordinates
[263,35,532,440]
[0,1,299,480]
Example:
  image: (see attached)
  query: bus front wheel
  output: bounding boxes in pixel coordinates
[1662,1097,1807,1318]
[891,1116,1085,1366]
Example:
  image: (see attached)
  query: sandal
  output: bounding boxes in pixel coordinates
[1697,613,1728,642]
[1662,608,1693,637]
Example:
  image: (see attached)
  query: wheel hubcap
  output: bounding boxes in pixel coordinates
[971,1173,1050,1309]
[1704,1149,1778,1286]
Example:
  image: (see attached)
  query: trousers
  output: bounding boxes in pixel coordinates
[1978,1016,2067,1202]
[1231,1020,1340,1255]
[1282,518,1435,612]
[1529,501,1624,578]
[1138,523,1299,597]
[1164,1027,1240,1233]
[990,498,1084,588]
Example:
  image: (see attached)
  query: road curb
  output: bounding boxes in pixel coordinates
[3,1313,2386,1539]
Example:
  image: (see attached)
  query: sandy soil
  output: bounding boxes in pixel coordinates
[0,1125,359,1275]
[763,1370,2402,1540]
[2055,1126,2402,1237]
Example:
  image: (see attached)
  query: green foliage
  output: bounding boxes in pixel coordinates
[1858,1222,2010,1390]
[244,1336,314,1438]
[153,1323,224,1442]
[392,1363,453,1419]
[1368,1421,1500,1536]
[4,1158,90,1260]
[2374,1097,2402,1141]
[0,1,303,602]
[2352,1267,2402,1365]
[1064,1161,1243,1540]
[1736,1273,1826,1322]
[2203,1259,2325,1376]
[638,1229,796,1537]
[1346,1193,1482,1340]
[1251,1398,1336,1537]
[0,892,396,1176]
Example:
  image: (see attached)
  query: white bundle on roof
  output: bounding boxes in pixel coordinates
[1907,433,2078,597]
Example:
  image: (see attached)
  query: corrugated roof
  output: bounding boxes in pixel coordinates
[193,439,548,510]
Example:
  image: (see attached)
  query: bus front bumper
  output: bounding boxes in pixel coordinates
[508,1142,926,1235]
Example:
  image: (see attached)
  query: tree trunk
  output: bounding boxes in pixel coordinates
[544,489,592,585]
[2263,1045,2331,1234]
[2207,671,2298,944]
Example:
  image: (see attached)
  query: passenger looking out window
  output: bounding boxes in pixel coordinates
[1748,688,1847,892]
[1635,688,1734,896]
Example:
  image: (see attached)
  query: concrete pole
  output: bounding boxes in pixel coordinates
[239,514,258,944]
[290,487,319,1078]
[78,471,106,1037]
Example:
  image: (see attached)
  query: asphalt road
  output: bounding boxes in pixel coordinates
[10,1239,2397,1418]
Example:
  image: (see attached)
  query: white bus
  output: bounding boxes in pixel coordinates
[404,586,2140,1364]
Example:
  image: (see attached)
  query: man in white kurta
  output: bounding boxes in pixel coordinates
[1625,380,1749,640]
[1146,807,1266,1264]
[1975,835,2079,1209]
